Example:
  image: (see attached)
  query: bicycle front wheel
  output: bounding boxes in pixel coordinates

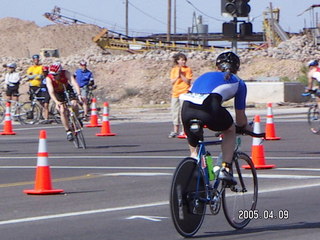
[17,102,41,125]
[170,157,206,237]
[222,152,258,229]
[70,114,86,149]
[308,105,320,134]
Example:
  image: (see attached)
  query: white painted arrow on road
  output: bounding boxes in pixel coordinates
[126,215,168,222]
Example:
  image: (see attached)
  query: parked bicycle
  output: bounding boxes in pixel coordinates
[62,85,86,149]
[302,89,320,134]
[170,121,265,237]
[14,89,59,125]
[0,93,23,124]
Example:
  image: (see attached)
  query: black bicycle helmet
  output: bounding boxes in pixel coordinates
[32,54,40,59]
[216,51,240,74]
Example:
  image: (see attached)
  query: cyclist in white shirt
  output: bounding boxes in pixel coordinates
[4,63,21,101]
[307,60,320,108]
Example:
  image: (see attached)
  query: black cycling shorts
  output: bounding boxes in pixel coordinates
[39,90,51,104]
[6,84,19,97]
[181,93,234,147]
[55,84,77,102]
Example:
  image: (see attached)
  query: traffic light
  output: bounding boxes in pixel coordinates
[237,0,251,17]
[223,22,237,37]
[240,22,252,36]
[222,0,237,16]
[221,0,251,17]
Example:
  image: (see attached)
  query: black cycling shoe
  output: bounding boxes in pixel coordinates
[218,167,237,186]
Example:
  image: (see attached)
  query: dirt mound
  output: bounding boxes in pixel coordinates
[0,17,101,58]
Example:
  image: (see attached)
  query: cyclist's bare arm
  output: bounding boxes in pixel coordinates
[66,71,82,102]
[235,109,251,131]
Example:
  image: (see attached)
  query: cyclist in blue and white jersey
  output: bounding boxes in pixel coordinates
[74,60,94,118]
[180,51,252,185]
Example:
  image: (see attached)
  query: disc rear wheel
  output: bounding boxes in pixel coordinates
[170,157,206,237]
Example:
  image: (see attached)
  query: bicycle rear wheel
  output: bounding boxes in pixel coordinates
[17,102,41,125]
[308,105,320,134]
[170,157,206,237]
[222,152,258,229]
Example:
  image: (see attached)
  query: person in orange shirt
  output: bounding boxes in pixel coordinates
[168,53,193,138]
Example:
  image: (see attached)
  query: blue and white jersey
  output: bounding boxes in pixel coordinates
[180,71,247,110]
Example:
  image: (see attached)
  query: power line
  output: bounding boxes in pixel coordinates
[185,0,224,22]
[128,1,167,26]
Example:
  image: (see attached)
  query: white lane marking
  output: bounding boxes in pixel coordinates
[1,180,320,226]
[126,215,168,222]
[0,155,319,160]
[2,165,320,172]
[0,201,168,226]
[0,156,183,159]
[101,172,171,176]
[0,166,176,170]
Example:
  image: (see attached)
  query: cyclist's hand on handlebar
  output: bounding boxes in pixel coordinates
[235,124,265,138]
[77,94,83,103]
[55,101,63,111]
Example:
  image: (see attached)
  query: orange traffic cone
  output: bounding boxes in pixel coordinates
[177,132,187,139]
[265,103,281,140]
[24,130,64,195]
[96,102,116,136]
[243,115,275,169]
[85,98,101,128]
[0,102,16,135]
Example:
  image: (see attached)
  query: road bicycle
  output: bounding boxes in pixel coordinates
[14,89,61,125]
[302,90,320,134]
[0,94,24,124]
[170,121,265,237]
[62,85,86,149]
[86,84,97,108]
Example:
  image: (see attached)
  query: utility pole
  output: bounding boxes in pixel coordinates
[167,0,171,41]
[269,2,275,47]
[125,0,129,36]
[174,0,176,34]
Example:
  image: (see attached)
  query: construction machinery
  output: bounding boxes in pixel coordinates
[262,7,289,47]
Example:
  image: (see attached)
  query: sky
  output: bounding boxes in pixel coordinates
[0,0,319,36]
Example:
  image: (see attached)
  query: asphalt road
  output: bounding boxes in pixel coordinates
[0,112,319,240]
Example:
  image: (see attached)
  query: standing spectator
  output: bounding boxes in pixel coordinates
[26,54,43,100]
[39,66,51,123]
[4,63,21,102]
[74,60,95,118]
[168,53,193,138]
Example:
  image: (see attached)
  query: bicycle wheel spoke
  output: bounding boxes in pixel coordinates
[222,152,258,229]
[170,157,206,237]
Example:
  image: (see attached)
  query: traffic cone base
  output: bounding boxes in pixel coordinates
[23,130,64,195]
[96,132,116,136]
[177,133,187,139]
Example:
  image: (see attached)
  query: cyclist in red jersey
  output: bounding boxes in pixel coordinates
[46,62,83,141]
